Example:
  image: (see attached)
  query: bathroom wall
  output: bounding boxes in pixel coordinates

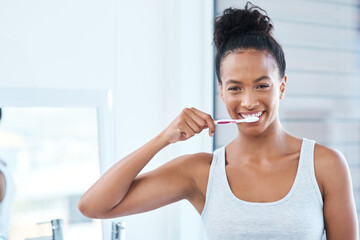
[113,0,213,239]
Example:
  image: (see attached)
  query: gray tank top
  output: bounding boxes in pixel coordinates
[201,138,325,240]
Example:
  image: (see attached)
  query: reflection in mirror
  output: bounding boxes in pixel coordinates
[0,107,102,239]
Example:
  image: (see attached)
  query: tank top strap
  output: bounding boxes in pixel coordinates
[201,146,225,216]
[298,138,323,206]
[300,138,316,166]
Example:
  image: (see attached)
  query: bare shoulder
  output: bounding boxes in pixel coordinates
[186,152,213,185]
[314,143,347,167]
[166,152,213,196]
[314,143,348,176]
[169,152,213,212]
[169,152,213,179]
[155,151,213,186]
[146,151,213,211]
[183,152,213,168]
[314,144,358,238]
[314,143,350,197]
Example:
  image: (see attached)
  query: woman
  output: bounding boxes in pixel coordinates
[78,2,358,239]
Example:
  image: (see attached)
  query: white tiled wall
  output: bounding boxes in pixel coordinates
[214,0,360,223]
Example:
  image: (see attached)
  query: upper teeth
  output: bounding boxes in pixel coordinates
[242,112,262,118]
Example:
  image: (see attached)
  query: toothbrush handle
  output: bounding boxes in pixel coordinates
[214,120,235,124]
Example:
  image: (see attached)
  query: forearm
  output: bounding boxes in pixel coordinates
[78,133,170,217]
[0,172,5,202]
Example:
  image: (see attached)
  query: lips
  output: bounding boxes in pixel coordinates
[239,111,264,119]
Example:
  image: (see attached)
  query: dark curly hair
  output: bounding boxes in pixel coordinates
[214,2,286,84]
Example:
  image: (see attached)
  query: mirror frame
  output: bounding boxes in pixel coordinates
[0,87,116,240]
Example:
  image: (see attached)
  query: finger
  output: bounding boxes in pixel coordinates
[188,108,215,136]
[183,113,203,134]
[178,121,196,140]
[189,108,215,136]
[184,109,208,131]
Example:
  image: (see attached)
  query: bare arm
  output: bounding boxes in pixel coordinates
[78,108,215,218]
[315,145,359,239]
[0,171,5,202]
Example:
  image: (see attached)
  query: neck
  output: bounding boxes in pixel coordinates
[231,118,291,159]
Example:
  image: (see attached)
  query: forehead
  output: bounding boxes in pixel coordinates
[221,50,278,81]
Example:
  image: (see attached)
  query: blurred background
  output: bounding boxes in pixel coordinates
[0,0,359,239]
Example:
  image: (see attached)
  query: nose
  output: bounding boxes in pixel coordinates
[241,90,259,109]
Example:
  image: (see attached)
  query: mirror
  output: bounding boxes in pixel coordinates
[0,88,115,240]
[0,107,101,239]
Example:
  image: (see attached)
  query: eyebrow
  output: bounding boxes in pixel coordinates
[225,76,271,85]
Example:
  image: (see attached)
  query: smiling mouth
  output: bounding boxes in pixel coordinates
[239,111,264,119]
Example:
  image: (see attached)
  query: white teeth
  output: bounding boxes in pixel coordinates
[241,112,263,118]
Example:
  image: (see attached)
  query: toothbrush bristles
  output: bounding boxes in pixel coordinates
[243,116,259,122]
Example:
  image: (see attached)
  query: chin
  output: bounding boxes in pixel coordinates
[238,126,265,138]
[238,120,275,138]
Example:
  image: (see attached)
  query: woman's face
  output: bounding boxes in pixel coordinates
[219,50,286,136]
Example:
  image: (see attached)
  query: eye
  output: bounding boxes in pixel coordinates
[228,86,241,91]
[256,84,269,89]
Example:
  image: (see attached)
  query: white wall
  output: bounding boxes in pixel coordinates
[114,0,213,239]
[0,0,214,239]
[0,0,116,90]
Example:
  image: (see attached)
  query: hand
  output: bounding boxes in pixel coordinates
[160,108,215,144]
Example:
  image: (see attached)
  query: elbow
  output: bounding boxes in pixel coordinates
[78,196,117,219]
[78,196,101,219]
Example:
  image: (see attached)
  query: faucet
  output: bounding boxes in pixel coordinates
[111,221,125,240]
[50,219,63,240]
[25,219,63,240]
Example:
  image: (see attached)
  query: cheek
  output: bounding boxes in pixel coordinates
[223,94,238,107]
[223,95,239,116]
[266,90,281,110]
[268,91,279,102]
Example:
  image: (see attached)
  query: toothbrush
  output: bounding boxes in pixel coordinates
[214,116,259,125]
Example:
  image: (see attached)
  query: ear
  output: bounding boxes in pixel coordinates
[279,75,287,99]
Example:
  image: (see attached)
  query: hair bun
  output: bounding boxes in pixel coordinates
[214,2,273,51]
